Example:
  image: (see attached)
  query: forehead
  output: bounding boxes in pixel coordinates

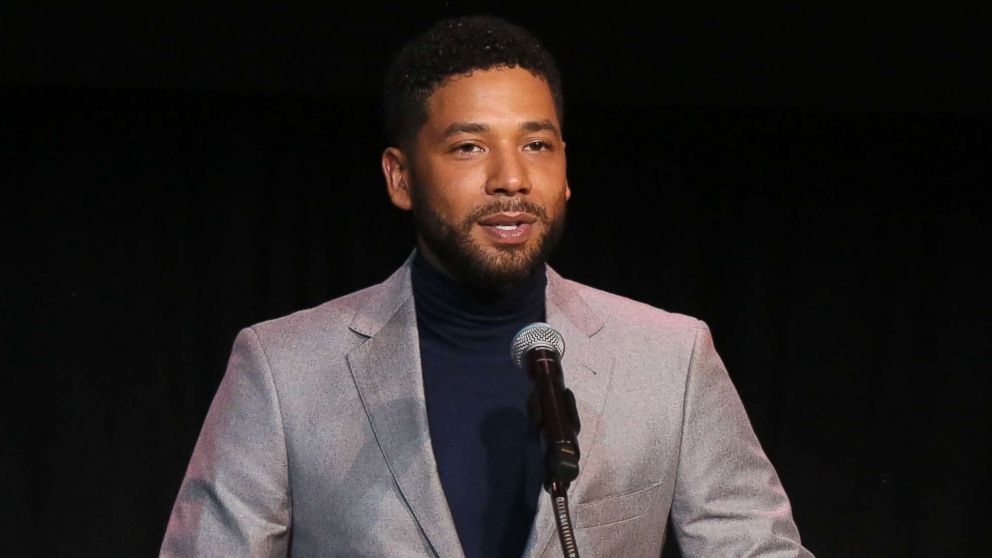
[422,66,559,132]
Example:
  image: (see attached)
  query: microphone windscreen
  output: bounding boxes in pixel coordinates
[510,322,566,368]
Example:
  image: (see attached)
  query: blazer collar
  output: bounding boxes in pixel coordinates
[346,254,614,558]
[346,252,417,338]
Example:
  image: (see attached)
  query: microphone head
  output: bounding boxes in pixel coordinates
[510,322,565,368]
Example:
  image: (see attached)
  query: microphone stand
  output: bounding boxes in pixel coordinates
[536,377,581,558]
[549,479,579,558]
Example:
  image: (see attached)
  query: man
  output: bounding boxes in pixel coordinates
[162,15,812,558]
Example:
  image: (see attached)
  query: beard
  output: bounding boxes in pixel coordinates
[410,190,566,292]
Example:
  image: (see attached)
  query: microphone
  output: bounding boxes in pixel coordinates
[511,322,581,486]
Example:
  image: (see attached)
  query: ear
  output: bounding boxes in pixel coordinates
[382,147,412,211]
[562,141,571,201]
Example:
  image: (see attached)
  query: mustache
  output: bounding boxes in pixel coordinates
[464,199,549,224]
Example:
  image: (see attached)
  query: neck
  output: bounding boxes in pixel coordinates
[410,250,546,354]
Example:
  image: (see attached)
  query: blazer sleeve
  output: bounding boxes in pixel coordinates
[161,327,291,558]
[669,326,813,557]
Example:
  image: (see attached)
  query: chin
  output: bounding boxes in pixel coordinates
[459,245,544,290]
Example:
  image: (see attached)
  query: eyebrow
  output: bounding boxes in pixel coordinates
[442,120,561,138]
[443,122,489,137]
[521,119,561,138]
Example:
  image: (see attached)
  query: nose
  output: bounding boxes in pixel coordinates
[485,147,531,196]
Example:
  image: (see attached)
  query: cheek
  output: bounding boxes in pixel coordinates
[536,172,570,206]
[532,158,567,187]
[422,166,485,214]
[413,185,474,228]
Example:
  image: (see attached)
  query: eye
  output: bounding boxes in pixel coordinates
[452,143,484,155]
[524,140,553,151]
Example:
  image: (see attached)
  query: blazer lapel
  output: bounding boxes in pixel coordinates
[346,262,465,558]
[523,267,615,558]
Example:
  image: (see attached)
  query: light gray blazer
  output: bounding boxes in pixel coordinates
[162,259,812,557]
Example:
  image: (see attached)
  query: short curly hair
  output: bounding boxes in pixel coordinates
[383,15,564,148]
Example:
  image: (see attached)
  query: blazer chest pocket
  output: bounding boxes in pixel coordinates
[574,482,663,529]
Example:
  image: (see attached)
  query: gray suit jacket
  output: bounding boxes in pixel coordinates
[162,259,812,557]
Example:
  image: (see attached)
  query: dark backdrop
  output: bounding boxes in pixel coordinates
[2,4,990,557]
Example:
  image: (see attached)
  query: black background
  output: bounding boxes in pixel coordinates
[2,3,990,556]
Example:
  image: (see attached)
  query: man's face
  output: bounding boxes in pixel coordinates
[383,66,570,290]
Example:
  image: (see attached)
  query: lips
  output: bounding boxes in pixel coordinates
[477,212,538,244]
[478,212,538,226]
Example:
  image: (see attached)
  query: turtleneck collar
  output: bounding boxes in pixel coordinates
[410,250,546,355]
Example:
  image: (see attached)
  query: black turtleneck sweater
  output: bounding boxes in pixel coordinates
[411,252,545,558]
